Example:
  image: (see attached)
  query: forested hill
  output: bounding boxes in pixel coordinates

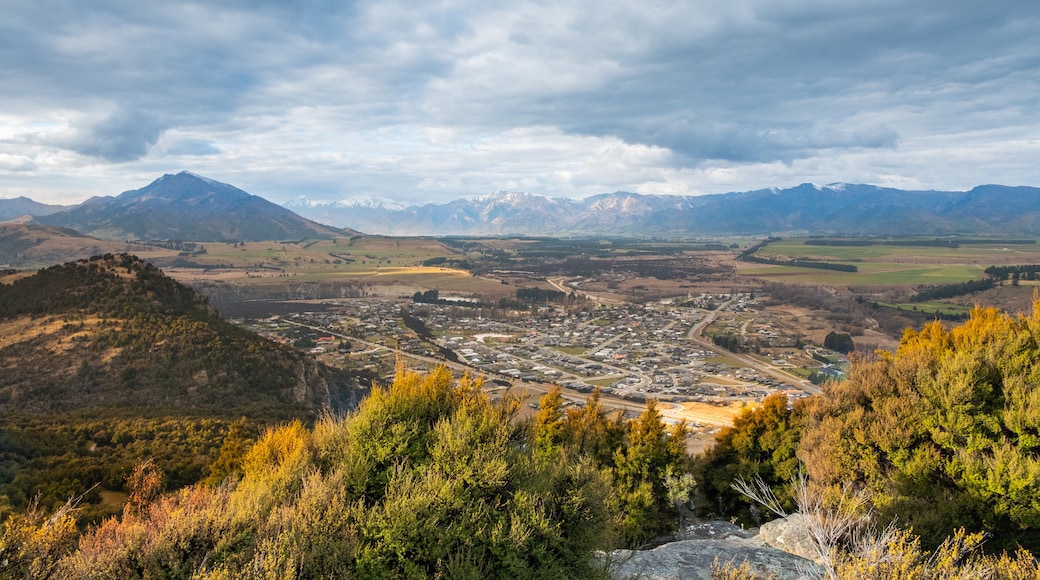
[0,254,366,413]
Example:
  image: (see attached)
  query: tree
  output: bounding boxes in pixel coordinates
[533,387,566,459]
[612,400,690,545]
[800,303,1040,551]
[204,418,253,486]
[694,393,802,525]
[823,331,855,354]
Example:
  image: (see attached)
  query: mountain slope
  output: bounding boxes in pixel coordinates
[0,254,365,413]
[35,172,354,241]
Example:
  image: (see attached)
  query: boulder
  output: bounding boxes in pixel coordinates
[608,535,820,580]
[757,513,822,564]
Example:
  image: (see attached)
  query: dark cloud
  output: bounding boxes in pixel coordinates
[70,110,167,162]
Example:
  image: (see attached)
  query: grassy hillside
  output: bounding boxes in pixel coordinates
[0,254,368,522]
[0,223,178,269]
[0,253,365,413]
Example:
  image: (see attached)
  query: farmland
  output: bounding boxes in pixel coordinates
[155,236,515,300]
[741,237,1040,285]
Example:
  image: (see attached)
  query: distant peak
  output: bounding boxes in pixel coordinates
[173,170,221,186]
[286,196,406,210]
[472,190,535,202]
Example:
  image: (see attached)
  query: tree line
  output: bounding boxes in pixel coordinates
[739,238,858,272]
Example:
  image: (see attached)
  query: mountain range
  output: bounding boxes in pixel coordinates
[4,173,1040,239]
[25,171,352,241]
[286,183,1040,236]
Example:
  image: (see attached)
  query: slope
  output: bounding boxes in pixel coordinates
[0,223,180,269]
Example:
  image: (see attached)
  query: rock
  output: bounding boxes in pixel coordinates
[757,514,822,564]
[637,521,752,550]
[608,536,821,580]
[684,521,753,541]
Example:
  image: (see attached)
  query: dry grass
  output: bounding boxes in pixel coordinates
[678,401,745,426]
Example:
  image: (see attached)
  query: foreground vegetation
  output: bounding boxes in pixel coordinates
[1,366,693,578]
[698,299,1040,558]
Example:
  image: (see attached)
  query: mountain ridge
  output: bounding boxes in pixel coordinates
[0,196,69,222]
[286,182,1040,236]
[8,175,1040,238]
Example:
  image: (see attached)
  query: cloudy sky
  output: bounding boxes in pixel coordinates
[2,0,1038,205]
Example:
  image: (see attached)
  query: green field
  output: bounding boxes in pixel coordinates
[878,301,975,317]
[553,346,588,356]
[757,238,1040,262]
[741,237,1040,285]
[703,354,745,367]
[199,237,454,270]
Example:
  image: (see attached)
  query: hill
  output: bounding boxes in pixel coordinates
[0,223,179,269]
[0,253,364,413]
[0,254,369,522]
[288,183,1040,236]
[33,171,353,241]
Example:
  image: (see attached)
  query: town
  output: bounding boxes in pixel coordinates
[234,291,836,451]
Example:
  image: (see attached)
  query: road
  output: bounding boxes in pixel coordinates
[546,276,624,304]
[685,298,821,395]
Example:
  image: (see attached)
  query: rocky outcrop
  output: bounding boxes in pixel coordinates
[609,522,821,580]
[758,514,822,564]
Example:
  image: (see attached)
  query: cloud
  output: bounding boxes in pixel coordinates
[68,110,167,162]
[0,154,37,172]
[0,0,1039,203]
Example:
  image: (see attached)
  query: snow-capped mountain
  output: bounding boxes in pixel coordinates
[285,183,1040,237]
[12,177,1040,238]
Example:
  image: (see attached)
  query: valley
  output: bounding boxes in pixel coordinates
[4,245,1040,574]
[5,172,1040,558]
[168,233,1040,453]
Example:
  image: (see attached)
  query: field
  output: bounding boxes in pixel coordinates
[741,238,1040,285]
[877,301,975,317]
[157,236,514,299]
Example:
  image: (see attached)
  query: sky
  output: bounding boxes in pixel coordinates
[1,0,1039,206]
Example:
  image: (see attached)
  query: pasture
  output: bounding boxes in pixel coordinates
[741,238,1040,285]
